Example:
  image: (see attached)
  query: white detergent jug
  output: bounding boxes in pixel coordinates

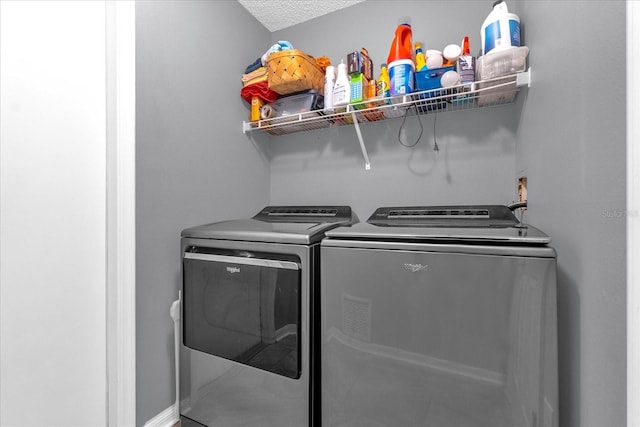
[481,0,520,55]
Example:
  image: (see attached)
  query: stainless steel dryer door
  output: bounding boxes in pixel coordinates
[183,249,301,379]
[321,243,557,427]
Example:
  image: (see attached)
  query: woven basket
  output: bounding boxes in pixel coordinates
[266,49,325,95]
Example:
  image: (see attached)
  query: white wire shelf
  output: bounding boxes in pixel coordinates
[242,69,531,170]
[243,69,531,137]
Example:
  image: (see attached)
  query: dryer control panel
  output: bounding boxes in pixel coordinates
[254,205,353,223]
[367,205,519,228]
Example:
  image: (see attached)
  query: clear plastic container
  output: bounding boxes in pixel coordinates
[264,90,324,118]
[476,46,529,80]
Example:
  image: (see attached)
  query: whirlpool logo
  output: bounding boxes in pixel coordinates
[404,263,428,273]
[226,266,241,274]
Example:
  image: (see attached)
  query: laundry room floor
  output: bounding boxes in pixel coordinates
[177,417,205,427]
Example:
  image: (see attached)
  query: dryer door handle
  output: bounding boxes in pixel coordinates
[183,252,300,270]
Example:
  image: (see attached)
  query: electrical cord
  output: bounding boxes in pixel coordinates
[432,112,439,152]
[398,104,423,148]
[397,103,441,152]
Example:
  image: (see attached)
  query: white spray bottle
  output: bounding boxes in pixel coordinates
[332,61,351,107]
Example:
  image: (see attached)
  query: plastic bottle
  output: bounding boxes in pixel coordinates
[457,36,476,85]
[387,18,414,96]
[367,79,377,100]
[481,0,521,55]
[453,36,476,104]
[388,59,414,96]
[332,62,351,107]
[387,17,413,65]
[415,42,427,72]
[324,65,336,110]
[376,63,391,102]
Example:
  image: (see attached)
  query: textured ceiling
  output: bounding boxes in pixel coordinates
[237,0,366,32]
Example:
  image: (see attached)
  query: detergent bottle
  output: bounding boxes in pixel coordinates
[332,61,351,107]
[414,42,427,72]
[481,0,521,55]
[324,65,336,110]
[387,17,415,96]
[387,17,413,65]
[376,63,391,102]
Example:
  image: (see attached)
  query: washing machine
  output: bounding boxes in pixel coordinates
[320,205,558,427]
[180,206,355,427]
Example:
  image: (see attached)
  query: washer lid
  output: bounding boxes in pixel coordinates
[325,222,551,245]
[326,205,550,245]
[181,206,354,245]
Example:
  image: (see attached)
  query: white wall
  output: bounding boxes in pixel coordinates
[0,2,108,426]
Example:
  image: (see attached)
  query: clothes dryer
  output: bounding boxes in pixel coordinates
[180,206,355,427]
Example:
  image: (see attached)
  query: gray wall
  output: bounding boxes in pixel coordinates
[267,1,521,216]
[515,2,627,427]
[265,1,627,427]
[135,2,270,425]
[136,1,627,426]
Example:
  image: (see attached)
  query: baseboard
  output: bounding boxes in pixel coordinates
[143,404,178,427]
